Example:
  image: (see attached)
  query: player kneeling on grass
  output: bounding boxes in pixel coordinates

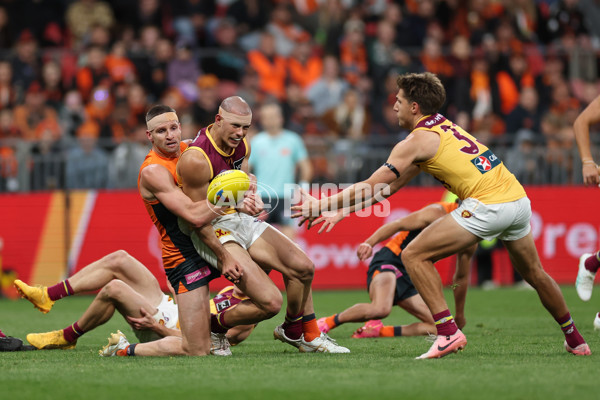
[318,201,474,339]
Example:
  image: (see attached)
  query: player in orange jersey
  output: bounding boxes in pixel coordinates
[317,201,474,339]
[294,72,590,358]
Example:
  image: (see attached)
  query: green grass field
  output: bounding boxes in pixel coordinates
[1,287,598,400]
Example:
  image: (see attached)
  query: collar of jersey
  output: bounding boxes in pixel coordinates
[206,124,235,157]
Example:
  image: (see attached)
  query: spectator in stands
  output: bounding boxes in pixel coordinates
[306,55,348,116]
[133,32,171,102]
[65,120,108,189]
[227,0,270,38]
[167,38,200,100]
[41,60,64,111]
[492,49,535,117]
[13,81,61,142]
[505,86,542,134]
[192,74,220,128]
[266,3,310,57]
[338,19,368,86]
[247,31,287,100]
[287,39,322,91]
[108,124,149,189]
[201,18,246,83]
[313,0,347,55]
[0,6,15,48]
[65,0,115,47]
[0,61,16,111]
[59,90,86,141]
[10,31,40,98]
[505,129,542,185]
[368,20,406,90]
[321,87,370,141]
[105,41,137,85]
[84,86,114,147]
[29,126,64,191]
[76,45,111,103]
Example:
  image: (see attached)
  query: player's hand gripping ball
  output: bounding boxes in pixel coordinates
[207,170,251,206]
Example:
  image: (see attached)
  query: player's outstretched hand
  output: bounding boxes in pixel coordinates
[312,209,346,234]
[127,308,157,331]
[290,188,321,229]
[356,243,373,261]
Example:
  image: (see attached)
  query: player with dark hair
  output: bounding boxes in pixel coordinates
[294,72,590,358]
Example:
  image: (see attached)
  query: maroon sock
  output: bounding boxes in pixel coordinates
[0,329,6,338]
[556,313,585,349]
[62,322,84,343]
[211,312,230,334]
[584,252,600,273]
[282,311,303,340]
[47,280,74,301]
[433,310,458,336]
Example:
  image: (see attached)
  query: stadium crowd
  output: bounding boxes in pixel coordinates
[0,0,599,192]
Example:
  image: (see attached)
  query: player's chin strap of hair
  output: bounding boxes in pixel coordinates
[383,162,400,178]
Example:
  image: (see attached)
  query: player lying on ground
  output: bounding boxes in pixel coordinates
[317,201,474,338]
[14,251,252,349]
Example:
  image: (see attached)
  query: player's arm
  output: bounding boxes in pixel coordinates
[574,94,600,186]
[126,308,182,338]
[297,158,313,188]
[293,131,436,220]
[452,243,477,330]
[139,164,223,229]
[178,151,243,282]
[356,203,448,261]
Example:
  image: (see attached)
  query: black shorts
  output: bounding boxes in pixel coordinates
[366,247,418,304]
[165,258,220,294]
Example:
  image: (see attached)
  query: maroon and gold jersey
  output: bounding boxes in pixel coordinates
[185,124,249,181]
[414,114,526,204]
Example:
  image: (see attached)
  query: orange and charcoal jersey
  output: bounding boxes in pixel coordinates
[137,142,205,272]
[413,114,527,204]
[385,202,459,256]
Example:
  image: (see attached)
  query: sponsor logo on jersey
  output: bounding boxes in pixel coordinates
[216,299,232,312]
[470,150,500,173]
[461,210,473,218]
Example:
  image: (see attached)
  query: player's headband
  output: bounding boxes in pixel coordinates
[218,107,252,127]
[147,112,179,132]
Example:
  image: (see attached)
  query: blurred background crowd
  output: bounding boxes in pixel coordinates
[0,0,599,192]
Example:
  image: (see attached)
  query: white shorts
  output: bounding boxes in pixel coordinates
[212,212,269,249]
[450,197,531,242]
[178,212,268,270]
[133,294,179,343]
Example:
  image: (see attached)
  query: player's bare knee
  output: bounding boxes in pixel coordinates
[100,279,126,301]
[264,292,283,317]
[369,304,392,320]
[293,257,314,283]
[104,250,130,274]
[400,249,418,272]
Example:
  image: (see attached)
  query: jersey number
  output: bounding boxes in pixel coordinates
[441,124,479,155]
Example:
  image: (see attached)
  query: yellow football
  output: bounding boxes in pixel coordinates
[207,169,251,205]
